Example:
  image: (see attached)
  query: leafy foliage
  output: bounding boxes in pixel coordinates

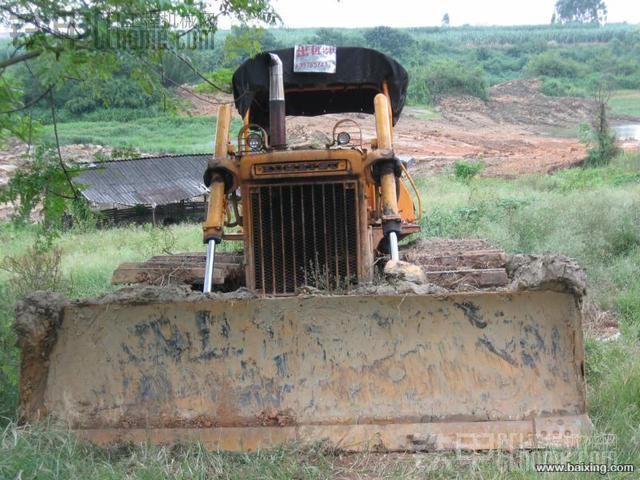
[0,146,85,229]
[0,0,279,142]
[525,51,584,78]
[0,75,32,141]
[454,160,484,183]
[581,82,620,167]
[223,25,282,67]
[306,28,363,47]
[363,26,416,60]
[409,60,488,104]
[194,68,234,94]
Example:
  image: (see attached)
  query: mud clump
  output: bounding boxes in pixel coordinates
[14,291,68,420]
[75,285,258,306]
[15,291,67,350]
[352,281,448,296]
[507,254,586,297]
[383,259,427,284]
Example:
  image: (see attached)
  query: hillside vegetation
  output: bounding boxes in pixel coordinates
[4,23,639,128]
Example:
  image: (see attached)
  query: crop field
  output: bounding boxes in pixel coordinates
[610,90,640,118]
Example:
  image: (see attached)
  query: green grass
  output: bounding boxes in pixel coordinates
[419,152,640,333]
[610,90,640,118]
[1,153,640,478]
[41,116,243,154]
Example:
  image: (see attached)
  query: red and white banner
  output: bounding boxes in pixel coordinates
[293,45,337,73]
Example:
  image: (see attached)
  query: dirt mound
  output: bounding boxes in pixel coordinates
[488,79,593,128]
[436,95,493,126]
[437,79,593,129]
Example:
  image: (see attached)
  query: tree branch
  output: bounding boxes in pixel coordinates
[48,89,80,199]
[0,50,42,69]
[0,85,52,114]
[167,48,232,94]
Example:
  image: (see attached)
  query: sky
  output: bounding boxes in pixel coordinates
[1,0,638,37]
[268,0,640,28]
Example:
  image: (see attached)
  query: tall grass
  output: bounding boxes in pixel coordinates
[420,152,640,336]
[41,116,243,154]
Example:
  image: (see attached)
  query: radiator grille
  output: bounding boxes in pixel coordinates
[250,182,358,295]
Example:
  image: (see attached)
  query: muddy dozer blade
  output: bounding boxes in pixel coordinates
[16,288,589,452]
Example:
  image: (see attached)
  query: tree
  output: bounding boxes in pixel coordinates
[0,0,278,226]
[554,0,607,24]
[0,0,279,142]
[441,13,450,27]
[223,25,282,67]
[363,26,415,60]
[307,28,352,47]
[582,80,619,166]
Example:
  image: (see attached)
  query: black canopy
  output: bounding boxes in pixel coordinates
[232,47,408,128]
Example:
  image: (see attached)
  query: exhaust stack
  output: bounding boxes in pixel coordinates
[268,53,286,148]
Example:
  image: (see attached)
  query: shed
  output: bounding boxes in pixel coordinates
[74,154,210,226]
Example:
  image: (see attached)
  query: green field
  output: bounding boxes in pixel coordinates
[1,152,640,478]
[41,116,242,154]
[610,90,640,118]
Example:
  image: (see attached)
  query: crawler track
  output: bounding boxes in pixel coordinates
[112,239,509,291]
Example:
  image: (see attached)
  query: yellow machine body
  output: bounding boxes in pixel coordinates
[15,48,590,452]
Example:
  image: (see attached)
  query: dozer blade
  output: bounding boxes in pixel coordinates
[16,286,590,452]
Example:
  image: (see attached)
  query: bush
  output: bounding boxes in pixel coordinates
[0,285,18,423]
[525,51,584,78]
[363,26,416,60]
[0,247,64,297]
[584,129,619,167]
[580,92,620,168]
[409,61,488,104]
[454,159,483,182]
[64,97,98,115]
[60,77,159,115]
[539,78,569,96]
[194,68,234,94]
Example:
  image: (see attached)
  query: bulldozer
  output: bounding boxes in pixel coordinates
[15,46,591,451]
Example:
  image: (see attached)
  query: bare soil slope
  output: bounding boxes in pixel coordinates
[179,79,598,177]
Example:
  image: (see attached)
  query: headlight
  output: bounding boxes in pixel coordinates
[247,132,263,152]
[337,131,351,145]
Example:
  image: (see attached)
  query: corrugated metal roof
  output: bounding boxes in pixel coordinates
[75,154,211,206]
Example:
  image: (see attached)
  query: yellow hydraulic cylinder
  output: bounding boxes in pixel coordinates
[214,104,232,161]
[374,93,400,222]
[203,178,226,242]
[380,170,399,220]
[202,104,232,293]
[374,93,401,260]
[203,103,232,243]
[374,93,393,152]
